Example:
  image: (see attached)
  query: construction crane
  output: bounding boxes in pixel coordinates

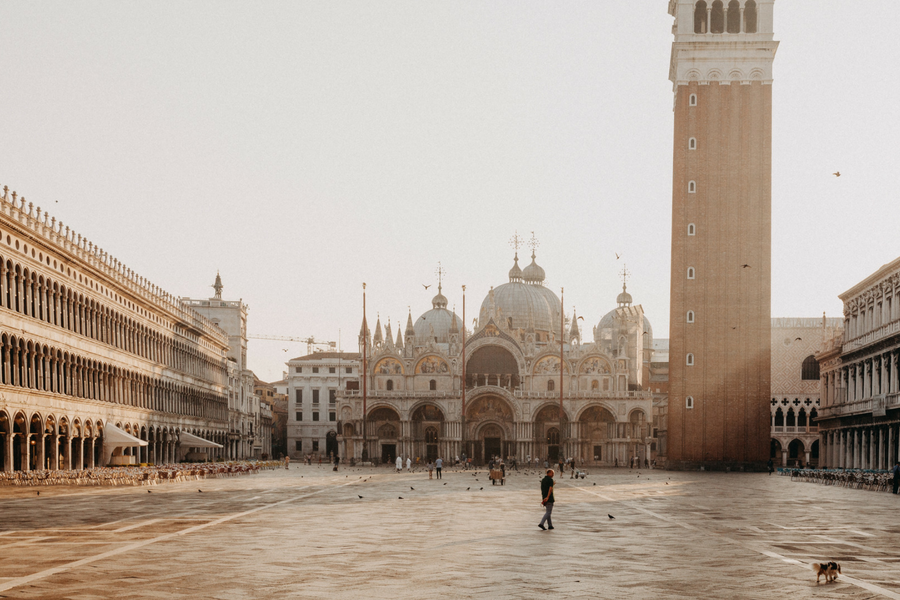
[249,335,336,355]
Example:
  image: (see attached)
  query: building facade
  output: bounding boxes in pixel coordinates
[183,275,262,459]
[0,185,230,472]
[335,249,657,467]
[254,376,284,458]
[666,0,778,469]
[769,317,842,467]
[817,257,900,470]
[286,352,360,460]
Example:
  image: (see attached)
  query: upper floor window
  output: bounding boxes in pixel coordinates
[694,1,708,33]
[312,367,319,373]
[547,379,555,391]
[710,1,725,33]
[329,367,336,373]
[744,0,758,33]
[386,379,394,391]
[686,396,694,409]
[295,366,302,373]
[801,355,820,380]
[686,310,695,323]
[726,0,741,33]
[689,93,697,106]
[689,137,697,150]
[295,389,302,404]
[687,267,696,280]
[312,389,319,404]
[688,223,696,236]
[429,379,437,391]
[345,367,352,374]
[329,389,337,404]
[688,181,696,193]
[686,353,695,366]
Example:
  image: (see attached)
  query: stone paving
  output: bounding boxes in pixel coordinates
[0,464,898,599]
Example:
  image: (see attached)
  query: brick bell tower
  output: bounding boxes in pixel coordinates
[666,0,778,470]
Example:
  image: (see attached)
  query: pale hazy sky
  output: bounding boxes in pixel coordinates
[1,2,898,382]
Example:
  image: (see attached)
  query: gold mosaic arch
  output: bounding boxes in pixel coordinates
[374,357,403,375]
[532,355,569,375]
[415,355,449,375]
[578,356,611,375]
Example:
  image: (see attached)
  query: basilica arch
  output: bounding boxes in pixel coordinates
[576,405,617,466]
[367,405,401,464]
[465,341,523,390]
[466,394,516,462]
[533,403,569,462]
[410,403,444,462]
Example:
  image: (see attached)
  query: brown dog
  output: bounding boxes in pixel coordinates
[812,561,841,583]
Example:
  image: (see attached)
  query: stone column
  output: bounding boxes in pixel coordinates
[22,434,31,472]
[4,433,13,472]
[34,433,44,470]
[50,434,59,470]
[64,436,72,470]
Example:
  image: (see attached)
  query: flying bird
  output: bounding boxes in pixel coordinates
[741,264,751,269]
[282,349,289,352]
[795,337,802,341]
[422,284,431,290]
[615,253,621,260]
[833,171,841,177]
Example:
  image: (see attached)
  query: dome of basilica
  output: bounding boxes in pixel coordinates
[479,253,559,336]
[414,286,462,344]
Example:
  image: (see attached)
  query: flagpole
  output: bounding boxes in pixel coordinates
[560,287,565,459]
[362,283,368,463]
[461,284,466,462]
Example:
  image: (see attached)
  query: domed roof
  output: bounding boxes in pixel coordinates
[616,285,633,306]
[414,306,462,344]
[531,283,561,335]
[522,252,546,284]
[508,254,524,282]
[479,282,555,334]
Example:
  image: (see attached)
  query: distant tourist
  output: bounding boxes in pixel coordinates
[893,462,900,494]
[427,461,434,479]
[284,455,290,470]
[435,457,443,479]
[767,459,774,475]
[406,457,412,472]
[396,455,403,473]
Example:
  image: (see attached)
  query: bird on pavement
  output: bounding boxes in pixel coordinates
[148,490,152,493]
[443,483,447,485]
[795,337,802,341]
[358,495,363,499]
[741,264,751,269]
[608,514,615,519]
[398,496,403,500]
[410,487,414,491]
[480,487,483,490]
[466,487,470,491]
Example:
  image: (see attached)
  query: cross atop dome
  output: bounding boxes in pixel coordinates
[528,231,540,258]
[431,261,448,308]
[617,264,633,307]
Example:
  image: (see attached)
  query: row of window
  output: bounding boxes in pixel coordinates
[694,1,758,35]
[0,255,224,383]
[295,440,319,452]
[294,389,338,404]
[294,366,352,374]
[0,330,227,421]
[294,411,336,422]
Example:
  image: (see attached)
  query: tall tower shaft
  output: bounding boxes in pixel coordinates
[666,0,778,469]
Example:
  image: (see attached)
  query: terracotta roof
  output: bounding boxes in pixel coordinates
[288,352,361,362]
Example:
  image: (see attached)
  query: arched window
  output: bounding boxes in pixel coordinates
[547,379,555,391]
[726,0,741,33]
[710,1,725,33]
[547,428,560,445]
[688,180,696,193]
[689,137,697,150]
[801,355,819,380]
[429,379,436,391]
[425,427,438,444]
[686,353,694,366]
[744,0,757,33]
[689,93,698,106]
[694,1,708,33]
[774,407,784,426]
[687,267,695,279]
[786,408,796,427]
[688,223,696,236]
[686,310,695,323]
[386,379,394,391]
[798,408,807,427]
[686,396,694,409]
[591,380,599,391]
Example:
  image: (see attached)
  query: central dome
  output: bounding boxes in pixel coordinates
[479,253,560,336]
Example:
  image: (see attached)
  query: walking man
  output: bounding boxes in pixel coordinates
[539,469,555,530]
[396,455,403,473]
[406,456,412,472]
[435,457,443,479]
[892,461,900,494]
[284,455,290,470]
[767,458,774,476]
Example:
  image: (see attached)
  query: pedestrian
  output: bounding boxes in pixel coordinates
[461,453,467,470]
[538,469,555,530]
[526,454,531,466]
[284,455,290,470]
[396,455,403,473]
[558,457,564,475]
[427,461,434,479]
[893,462,900,494]
[406,457,412,472]
[767,458,774,476]
[500,461,506,478]
[333,454,340,472]
[435,456,443,479]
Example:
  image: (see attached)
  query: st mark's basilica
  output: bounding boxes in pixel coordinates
[335,241,660,467]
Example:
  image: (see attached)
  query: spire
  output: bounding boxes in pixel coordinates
[449,306,459,334]
[396,325,404,350]
[212,271,223,299]
[431,262,448,308]
[359,316,369,339]
[405,310,415,338]
[522,232,545,284]
[384,319,394,349]
[569,308,580,341]
[509,231,524,283]
[373,315,383,344]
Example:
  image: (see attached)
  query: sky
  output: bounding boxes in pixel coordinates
[1,2,898,383]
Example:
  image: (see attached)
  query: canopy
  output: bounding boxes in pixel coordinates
[179,431,223,449]
[103,422,148,447]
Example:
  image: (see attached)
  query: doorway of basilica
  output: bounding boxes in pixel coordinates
[482,424,503,463]
[381,444,396,464]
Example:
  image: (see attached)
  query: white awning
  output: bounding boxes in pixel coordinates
[179,431,223,449]
[103,423,148,447]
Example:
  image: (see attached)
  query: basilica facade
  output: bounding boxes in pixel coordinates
[335,250,658,467]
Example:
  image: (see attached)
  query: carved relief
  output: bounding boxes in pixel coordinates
[533,355,569,375]
[579,357,610,375]
[467,397,514,421]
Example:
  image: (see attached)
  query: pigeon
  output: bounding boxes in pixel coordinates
[666,482,668,485]
[466,487,470,491]
[741,264,751,269]
[423,284,431,290]
[443,483,447,485]
[833,171,841,177]
[480,487,483,490]
[36,491,39,496]
[148,490,152,493]
[593,483,596,486]
[358,495,363,499]
[398,496,403,500]
[608,514,615,519]
[410,487,414,491]
[795,337,802,341]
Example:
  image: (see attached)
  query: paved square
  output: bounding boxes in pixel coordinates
[0,466,898,599]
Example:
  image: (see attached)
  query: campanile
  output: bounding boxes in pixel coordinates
[667,0,778,470]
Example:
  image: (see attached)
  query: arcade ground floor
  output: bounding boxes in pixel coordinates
[0,465,898,598]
